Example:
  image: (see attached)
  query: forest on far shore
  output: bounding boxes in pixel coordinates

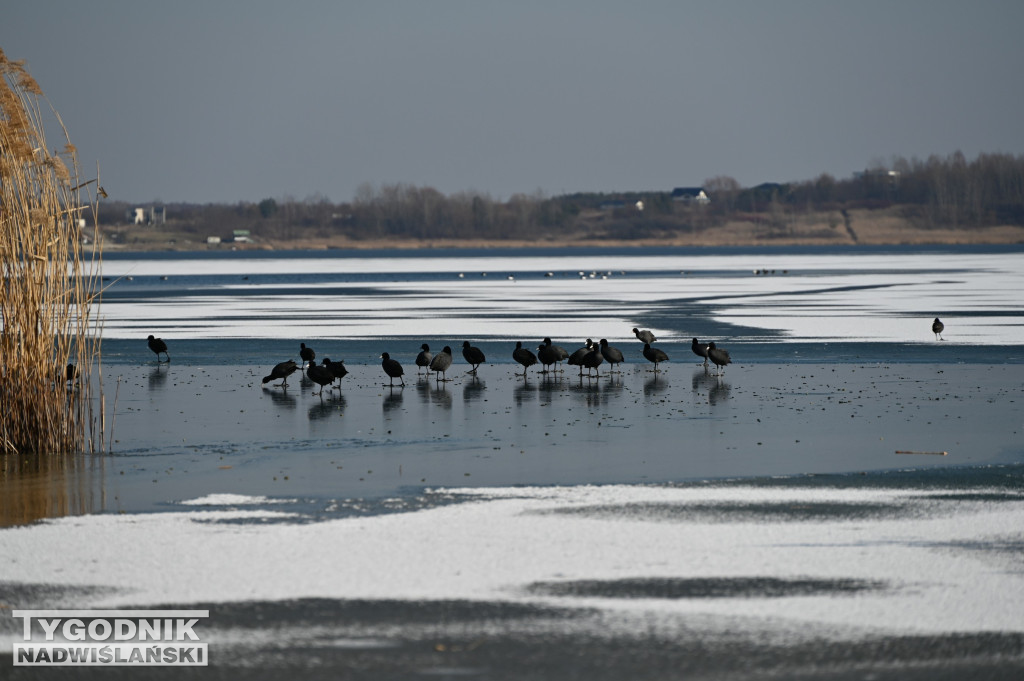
[96,150,1024,246]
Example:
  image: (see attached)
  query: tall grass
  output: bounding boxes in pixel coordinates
[1,48,104,455]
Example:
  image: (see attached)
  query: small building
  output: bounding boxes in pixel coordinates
[671,187,710,204]
[149,205,166,225]
[206,236,222,245]
[232,229,252,243]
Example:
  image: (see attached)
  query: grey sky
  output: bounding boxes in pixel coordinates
[3,1,1022,205]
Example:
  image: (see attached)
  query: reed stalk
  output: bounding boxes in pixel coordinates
[1,48,104,455]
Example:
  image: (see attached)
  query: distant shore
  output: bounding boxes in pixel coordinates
[97,208,1024,252]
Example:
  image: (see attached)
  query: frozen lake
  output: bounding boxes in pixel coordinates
[3,245,1023,678]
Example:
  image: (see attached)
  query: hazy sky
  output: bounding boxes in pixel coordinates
[4,1,1023,205]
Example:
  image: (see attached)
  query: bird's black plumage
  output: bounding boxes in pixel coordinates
[307,361,335,395]
[567,339,593,376]
[147,335,169,362]
[380,352,405,386]
[415,343,432,372]
[322,358,348,384]
[582,342,604,377]
[462,341,486,374]
[299,343,316,368]
[513,341,538,376]
[691,338,710,366]
[707,342,732,374]
[429,346,454,381]
[537,337,568,373]
[932,318,944,341]
[262,359,298,387]
[642,343,669,371]
[599,339,623,372]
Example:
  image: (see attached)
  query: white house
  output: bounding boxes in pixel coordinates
[671,187,710,204]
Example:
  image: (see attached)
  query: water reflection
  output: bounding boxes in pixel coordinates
[431,383,453,410]
[709,378,731,405]
[148,365,168,390]
[692,368,715,393]
[383,387,404,413]
[0,454,106,527]
[263,386,297,410]
[463,376,486,402]
[514,381,536,406]
[644,374,670,397]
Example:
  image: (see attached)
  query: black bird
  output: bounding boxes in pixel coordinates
[322,358,348,385]
[415,343,432,373]
[262,359,298,387]
[380,352,405,386]
[633,327,656,344]
[599,339,623,372]
[429,345,454,381]
[462,341,486,374]
[63,363,79,386]
[537,337,568,372]
[691,338,710,367]
[307,361,335,396]
[536,339,558,373]
[512,341,538,377]
[642,343,669,371]
[707,342,732,375]
[582,341,604,377]
[567,339,594,376]
[932,318,944,341]
[147,335,169,362]
[299,343,316,368]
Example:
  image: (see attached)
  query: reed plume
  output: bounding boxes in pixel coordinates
[1,48,104,455]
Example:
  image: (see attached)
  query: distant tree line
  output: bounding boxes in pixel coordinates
[95,151,1024,243]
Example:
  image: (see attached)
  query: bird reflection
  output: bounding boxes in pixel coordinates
[692,368,716,393]
[148,364,168,390]
[537,372,563,399]
[514,380,535,406]
[383,386,404,413]
[308,401,335,421]
[431,383,453,409]
[463,375,486,402]
[644,373,669,397]
[708,378,731,405]
[263,386,297,410]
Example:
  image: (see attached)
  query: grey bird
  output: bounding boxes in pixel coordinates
[429,346,454,381]
[707,342,732,375]
[415,343,432,372]
[598,339,623,372]
[513,341,538,376]
[262,359,298,387]
[147,335,170,362]
[691,338,710,366]
[932,318,944,341]
[633,327,656,344]
[462,341,486,374]
[642,343,669,371]
[380,352,405,386]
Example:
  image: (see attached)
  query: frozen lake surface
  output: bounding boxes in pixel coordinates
[4,246,1023,678]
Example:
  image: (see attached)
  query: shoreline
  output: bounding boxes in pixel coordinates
[95,212,1024,253]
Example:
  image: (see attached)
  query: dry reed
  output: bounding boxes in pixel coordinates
[1,48,104,455]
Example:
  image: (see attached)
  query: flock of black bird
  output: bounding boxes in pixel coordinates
[135,318,949,398]
[245,328,734,400]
